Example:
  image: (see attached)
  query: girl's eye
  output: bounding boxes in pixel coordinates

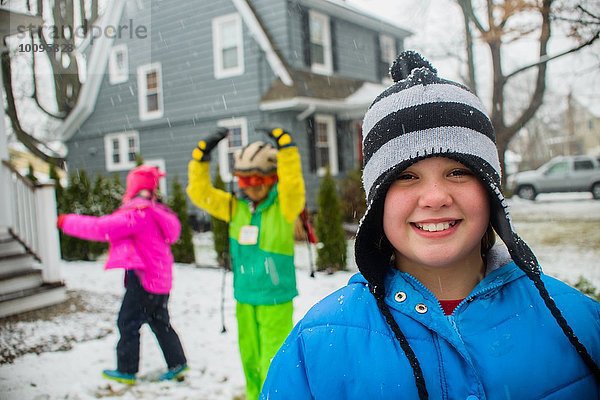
[397,172,416,181]
[449,168,472,178]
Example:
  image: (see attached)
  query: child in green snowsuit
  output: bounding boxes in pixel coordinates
[187,128,305,400]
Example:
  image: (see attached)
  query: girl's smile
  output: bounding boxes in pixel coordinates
[412,219,460,235]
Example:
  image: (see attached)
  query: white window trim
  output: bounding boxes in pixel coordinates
[212,13,245,79]
[104,131,140,172]
[315,114,338,176]
[217,117,249,182]
[144,158,168,197]
[379,33,396,83]
[309,10,333,76]
[379,34,396,64]
[109,44,129,85]
[137,62,164,120]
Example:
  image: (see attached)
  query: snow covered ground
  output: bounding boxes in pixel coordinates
[0,194,598,399]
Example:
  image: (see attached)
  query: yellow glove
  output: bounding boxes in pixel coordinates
[192,127,229,162]
[269,128,294,149]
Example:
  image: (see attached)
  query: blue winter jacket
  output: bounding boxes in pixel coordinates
[261,246,600,399]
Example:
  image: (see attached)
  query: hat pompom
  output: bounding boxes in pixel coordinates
[390,50,437,82]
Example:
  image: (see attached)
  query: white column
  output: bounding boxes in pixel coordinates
[35,184,62,283]
[0,57,15,231]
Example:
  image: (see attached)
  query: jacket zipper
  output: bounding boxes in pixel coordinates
[402,273,504,316]
[403,273,446,314]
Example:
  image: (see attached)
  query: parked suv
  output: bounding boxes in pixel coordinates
[507,155,600,200]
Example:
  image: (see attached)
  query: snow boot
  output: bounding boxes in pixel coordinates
[159,364,189,382]
[102,369,136,385]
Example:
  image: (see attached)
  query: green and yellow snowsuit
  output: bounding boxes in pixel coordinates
[187,145,305,400]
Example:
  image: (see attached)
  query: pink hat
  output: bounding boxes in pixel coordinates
[123,165,166,202]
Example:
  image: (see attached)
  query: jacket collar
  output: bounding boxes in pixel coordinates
[349,244,524,305]
[244,183,279,213]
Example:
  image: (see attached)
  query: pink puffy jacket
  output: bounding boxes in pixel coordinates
[60,198,181,294]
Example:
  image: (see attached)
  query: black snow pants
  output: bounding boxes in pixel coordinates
[116,270,187,374]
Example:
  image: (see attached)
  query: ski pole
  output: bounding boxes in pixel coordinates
[220,168,235,334]
[216,128,232,334]
[220,264,227,333]
[300,208,317,278]
[305,230,315,278]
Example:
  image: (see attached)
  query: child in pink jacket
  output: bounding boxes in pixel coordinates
[57,165,188,384]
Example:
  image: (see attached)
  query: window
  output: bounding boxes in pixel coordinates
[109,44,128,84]
[574,160,594,171]
[137,63,163,120]
[104,131,139,171]
[213,13,244,79]
[217,117,248,182]
[314,114,338,176]
[546,161,568,175]
[309,10,332,75]
[379,34,396,81]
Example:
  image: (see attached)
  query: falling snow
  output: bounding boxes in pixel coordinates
[0,194,598,399]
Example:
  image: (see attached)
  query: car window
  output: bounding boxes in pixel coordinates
[546,161,568,175]
[574,160,594,171]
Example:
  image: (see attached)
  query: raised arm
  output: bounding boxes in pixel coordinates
[186,128,235,222]
[265,128,306,223]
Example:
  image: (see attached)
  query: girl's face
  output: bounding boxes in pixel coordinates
[383,157,490,273]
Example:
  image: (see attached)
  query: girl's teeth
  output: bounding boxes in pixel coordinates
[417,222,455,232]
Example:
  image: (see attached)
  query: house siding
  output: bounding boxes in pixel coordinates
[333,19,380,81]
[66,0,409,216]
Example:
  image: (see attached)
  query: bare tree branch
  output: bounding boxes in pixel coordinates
[504,30,599,80]
[29,32,68,119]
[454,0,599,185]
[2,51,66,169]
[500,0,552,144]
[458,0,487,33]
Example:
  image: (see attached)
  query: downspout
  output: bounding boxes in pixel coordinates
[296,104,316,121]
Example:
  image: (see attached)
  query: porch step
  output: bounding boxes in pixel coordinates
[0,282,67,319]
[0,239,27,256]
[0,227,10,241]
[0,253,36,275]
[0,268,44,295]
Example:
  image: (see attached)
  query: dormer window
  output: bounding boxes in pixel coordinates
[213,13,245,79]
[109,44,128,84]
[309,10,333,75]
[379,34,396,81]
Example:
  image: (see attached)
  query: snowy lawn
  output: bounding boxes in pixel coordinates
[0,193,598,399]
[0,243,354,400]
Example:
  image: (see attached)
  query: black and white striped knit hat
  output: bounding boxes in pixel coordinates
[355,50,599,399]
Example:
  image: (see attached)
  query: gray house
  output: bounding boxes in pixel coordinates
[59,0,410,214]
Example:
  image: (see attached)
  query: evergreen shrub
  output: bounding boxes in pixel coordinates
[168,177,195,264]
[315,168,347,272]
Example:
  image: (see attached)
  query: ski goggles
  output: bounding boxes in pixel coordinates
[236,174,278,189]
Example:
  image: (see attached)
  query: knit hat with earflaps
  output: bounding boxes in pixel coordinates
[355,50,599,398]
[234,141,278,176]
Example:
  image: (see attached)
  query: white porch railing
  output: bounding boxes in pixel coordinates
[2,160,62,283]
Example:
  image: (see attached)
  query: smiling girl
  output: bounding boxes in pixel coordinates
[260,51,599,400]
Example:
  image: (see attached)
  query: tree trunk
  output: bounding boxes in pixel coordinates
[1,51,66,168]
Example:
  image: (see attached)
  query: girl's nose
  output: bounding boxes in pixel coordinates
[417,182,453,209]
